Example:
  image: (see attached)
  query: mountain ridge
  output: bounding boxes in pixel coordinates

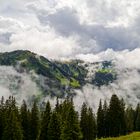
[0,50,116,98]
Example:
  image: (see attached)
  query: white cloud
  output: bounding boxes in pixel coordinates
[0,66,41,105]
[0,24,81,59]
[0,0,140,58]
[0,16,25,33]
[74,48,140,110]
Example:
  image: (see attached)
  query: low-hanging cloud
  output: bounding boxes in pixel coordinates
[74,48,140,110]
[0,66,41,105]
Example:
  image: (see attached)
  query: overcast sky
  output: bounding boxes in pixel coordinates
[0,0,140,60]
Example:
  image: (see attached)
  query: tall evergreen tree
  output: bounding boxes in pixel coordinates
[103,100,109,137]
[30,101,40,140]
[2,97,23,140]
[125,106,134,133]
[80,103,96,140]
[108,94,125,137]
[39,101,51,140]
[86,107,97,140]
[47,111,61,140]
[20,100,31,140]
[135,104,140,131]
[80,103,88,140]
[61,99,82,140]
[97,100,104,138]
[0,96,5,139]
[2,111,23,140]
[134,104,140,131]
[119,99,126,135]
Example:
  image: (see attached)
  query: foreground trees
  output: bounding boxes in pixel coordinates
[39,101,51,140]
[0,94,139,140]
[108,95,126,137]
[2,97,23,140]
[60,100,82,140]
[97,95,127,138]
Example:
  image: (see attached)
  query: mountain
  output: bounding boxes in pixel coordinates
[0,50,116,99]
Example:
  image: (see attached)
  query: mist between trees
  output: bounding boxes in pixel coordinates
[0,94,139,140]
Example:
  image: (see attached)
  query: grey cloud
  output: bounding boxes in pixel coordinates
[0,0,140,58]
[37,6,140,53]
[38,7,83,36]
[0,32,12,44]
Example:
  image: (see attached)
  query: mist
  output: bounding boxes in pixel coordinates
[0,66,41,105]
[74,48,140,111]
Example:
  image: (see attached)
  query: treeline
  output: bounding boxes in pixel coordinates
[97,94,140,138]
[0,95,139,140]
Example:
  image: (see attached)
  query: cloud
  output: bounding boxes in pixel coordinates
[0,23,80,59]
[0,0,140,59]
[74,48,140,110]
[0,66,41,105]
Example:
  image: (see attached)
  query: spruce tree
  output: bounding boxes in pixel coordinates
[103,100,109,137]
[30,101,40,140]
[61,99,82,140]
[20,100,31,140]
[86,107,97,140]
[134,104,140,131]
[108,94,125,137]
[97,100,104,138]
[2,97,23,140]
[125,106,134,133]
[39,101,51,140]
[119,99,126,135]
[0,96,5,139]
[80,103,96,140]
[135,104,140,131]
[80,103,88,140]
[2,111,23,140]
[47,111,61,140]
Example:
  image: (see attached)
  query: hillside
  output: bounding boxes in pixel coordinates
[99,132,140,140]
[0,50,115,99]
[0,50,88,97]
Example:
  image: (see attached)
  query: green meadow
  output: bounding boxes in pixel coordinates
[99,132,140,140]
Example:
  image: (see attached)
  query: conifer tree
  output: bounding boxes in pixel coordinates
[2,111,23,140]
[2,97,23,140]
[61,99,82,140]
[119,99,126,135]
[135,104,140,131]
[97,100,104,138]
[125,106,134,133]
[80,103,88,140]
[86,107,97,140]
[134,104,140,131]
[20,100,31,140]
[30,101,40,140]
[103,100,109,137]
[0,96,5,139]
[39,101,51,140]
[80,103,96,140]
[55,97,60,113]
[108,94,125,137]
[47,111,61,140]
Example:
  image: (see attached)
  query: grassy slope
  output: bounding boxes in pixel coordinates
[99,132,140,140]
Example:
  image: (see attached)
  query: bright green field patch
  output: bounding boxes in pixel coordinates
[70,78,80,88]
[99,132,140,140]
[97,69,112,73]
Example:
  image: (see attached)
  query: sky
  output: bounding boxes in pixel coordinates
[0,0,140,60]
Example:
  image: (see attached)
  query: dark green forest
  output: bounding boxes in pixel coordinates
[0,95,140,140]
